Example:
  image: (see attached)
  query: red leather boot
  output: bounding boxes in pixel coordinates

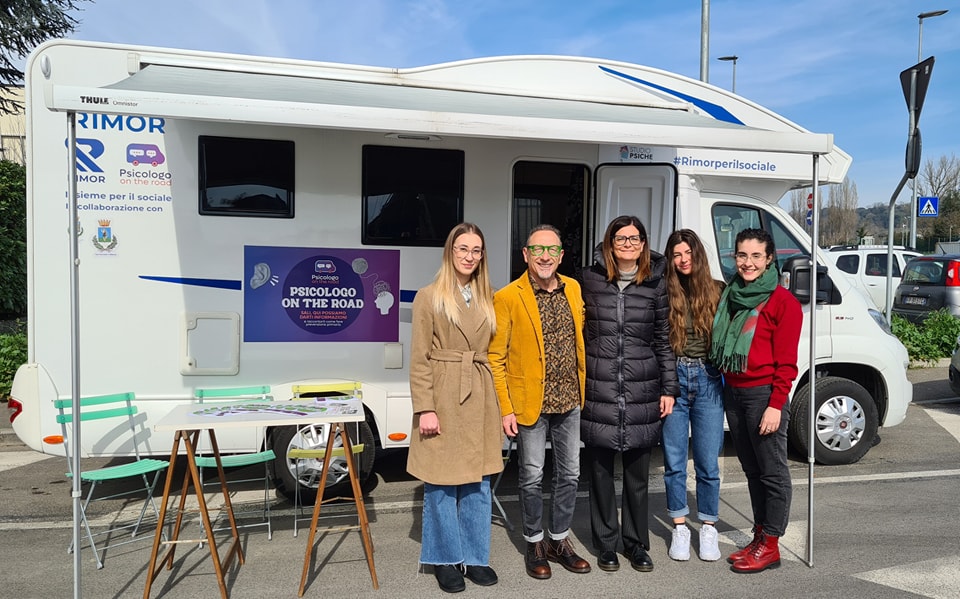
[731,532,780,573]
[726,525,763,564]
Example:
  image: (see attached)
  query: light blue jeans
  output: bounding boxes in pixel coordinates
[420,477,492,566]
[516,407,581,542]
[662,358,724,522]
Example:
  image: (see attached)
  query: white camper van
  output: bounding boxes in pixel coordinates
[10,40,911,500]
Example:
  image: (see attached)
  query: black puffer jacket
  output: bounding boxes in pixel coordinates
[580,250,678,451]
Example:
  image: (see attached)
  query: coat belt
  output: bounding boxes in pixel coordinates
[429,349,490,404]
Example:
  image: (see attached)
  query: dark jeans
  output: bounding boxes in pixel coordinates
[516,408,581,543]
[585,445,652,554]
[724,384,792,538]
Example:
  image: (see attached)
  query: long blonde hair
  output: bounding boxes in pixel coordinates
[664,229,721,354]
[431,222,497,332]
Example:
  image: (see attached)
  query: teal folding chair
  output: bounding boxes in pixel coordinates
[194,385,277,540]
[46,392,169,569]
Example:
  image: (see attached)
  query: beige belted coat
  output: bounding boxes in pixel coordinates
[406,283,505,486]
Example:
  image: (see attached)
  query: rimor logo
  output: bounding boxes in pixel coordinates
[80,96,109,105]
[315,260,336,274]
[78,113,165,134]
[64,138,105,173]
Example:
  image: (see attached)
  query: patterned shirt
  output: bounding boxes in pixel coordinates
[531,273,580,413]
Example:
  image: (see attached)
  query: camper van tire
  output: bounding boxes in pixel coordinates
[787,377,880,466]
[270,420,376,504]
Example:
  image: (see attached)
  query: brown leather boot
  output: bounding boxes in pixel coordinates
[525,540,552,579]
[727,525,763,564]
[731,532,781,573]
[546,537,592,573]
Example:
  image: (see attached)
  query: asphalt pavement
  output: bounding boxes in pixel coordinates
[1,365,958,599]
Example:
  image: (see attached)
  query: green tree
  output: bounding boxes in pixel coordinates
[0,160,26,316]
[1,0,89,114]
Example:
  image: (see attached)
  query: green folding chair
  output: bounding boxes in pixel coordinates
[194,385,277,540]
[46,392,169,569]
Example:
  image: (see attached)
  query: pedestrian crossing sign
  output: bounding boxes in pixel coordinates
[918,196,939,217]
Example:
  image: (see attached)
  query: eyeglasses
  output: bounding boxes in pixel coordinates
[734,252,768,264]
[453,245,484,259]
[613,235,643,246]
[525,245,562,257]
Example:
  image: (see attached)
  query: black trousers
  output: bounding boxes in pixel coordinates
[724,384,792,538]
[585,445,652,554]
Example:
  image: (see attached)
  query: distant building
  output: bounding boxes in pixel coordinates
[0,86,26,164]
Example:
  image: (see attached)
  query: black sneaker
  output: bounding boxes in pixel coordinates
[434,564,466,593]
[464,565,498,586]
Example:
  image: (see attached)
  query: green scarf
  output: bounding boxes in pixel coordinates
[710,266,779,373]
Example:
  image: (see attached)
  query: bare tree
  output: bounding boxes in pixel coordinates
[822,178,858,246]
[0,0,89,114]
[918,154,960,198]
[788,188,808,226]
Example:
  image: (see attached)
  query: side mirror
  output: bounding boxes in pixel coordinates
[780,256,840,305]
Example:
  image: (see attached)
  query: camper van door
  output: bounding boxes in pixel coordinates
[594,164,677,252]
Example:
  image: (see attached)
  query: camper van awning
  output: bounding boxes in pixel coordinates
[45,63,834,154]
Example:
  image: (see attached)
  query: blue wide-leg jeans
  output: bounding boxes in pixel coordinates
[420,477,492,566]
[662,358,725,522]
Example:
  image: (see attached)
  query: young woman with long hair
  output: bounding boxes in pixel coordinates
[661,229,725,562]
[406,222,503,592]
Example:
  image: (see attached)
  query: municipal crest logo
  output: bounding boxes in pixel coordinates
[92,219,118,253]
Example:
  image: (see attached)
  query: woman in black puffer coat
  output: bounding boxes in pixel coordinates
[580,215,678,574]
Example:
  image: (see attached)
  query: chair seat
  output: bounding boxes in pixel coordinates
[75,458,169,482]
[195,449,276,469]
[287,444,364,460]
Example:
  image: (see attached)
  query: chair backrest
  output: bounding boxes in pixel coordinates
[195,385,272,401]
[291,382,361,400]
[50,392,142,472]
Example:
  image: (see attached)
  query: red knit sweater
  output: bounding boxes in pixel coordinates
[721,286,802,410]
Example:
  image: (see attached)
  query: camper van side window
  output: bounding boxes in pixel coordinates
[362,145,464,246]
[711,203,808,281]
[198,136,295,218]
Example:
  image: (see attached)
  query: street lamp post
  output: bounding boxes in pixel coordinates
[910,9,948,249]
[718,55,738,93]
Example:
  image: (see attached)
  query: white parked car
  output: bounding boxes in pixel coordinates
[828,245,921,310]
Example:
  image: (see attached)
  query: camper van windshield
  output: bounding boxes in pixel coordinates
[712,203,808,281]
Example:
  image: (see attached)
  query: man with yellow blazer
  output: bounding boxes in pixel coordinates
[489,224,589,581]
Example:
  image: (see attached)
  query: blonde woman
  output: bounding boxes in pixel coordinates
[407,222,504,593]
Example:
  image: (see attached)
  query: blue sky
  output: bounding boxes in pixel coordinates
[64,0,960,208]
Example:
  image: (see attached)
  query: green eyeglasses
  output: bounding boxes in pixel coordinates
[526,245,562,257]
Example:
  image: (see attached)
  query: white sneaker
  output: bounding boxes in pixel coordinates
[699,524,722,561]
[668,524,691,561]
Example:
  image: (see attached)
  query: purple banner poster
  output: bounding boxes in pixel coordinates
[244,246,400,342]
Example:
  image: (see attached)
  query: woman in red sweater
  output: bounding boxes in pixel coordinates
[710,228,802,573]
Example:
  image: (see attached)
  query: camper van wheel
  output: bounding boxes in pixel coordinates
[788,376,879,465]
[270,420,376,505]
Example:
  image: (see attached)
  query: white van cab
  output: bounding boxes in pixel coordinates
[828,245,921,310]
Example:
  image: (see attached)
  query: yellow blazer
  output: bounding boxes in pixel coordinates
[488,273,586,427]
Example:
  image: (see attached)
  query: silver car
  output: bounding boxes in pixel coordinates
[892,255,960,324]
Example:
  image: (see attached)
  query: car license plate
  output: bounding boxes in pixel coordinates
[904,296,927,306]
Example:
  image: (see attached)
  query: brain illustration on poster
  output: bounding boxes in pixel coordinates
[243,246,400,342]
